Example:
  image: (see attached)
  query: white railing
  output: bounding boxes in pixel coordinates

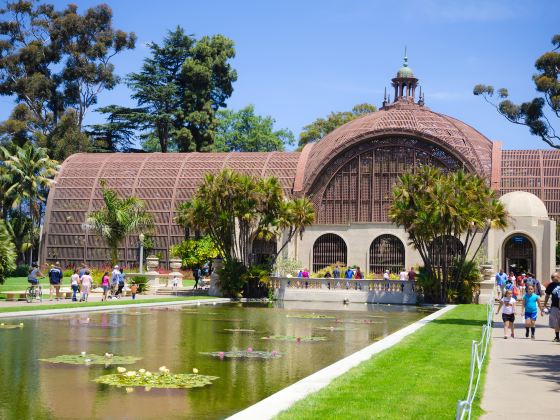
[455,288,495,420]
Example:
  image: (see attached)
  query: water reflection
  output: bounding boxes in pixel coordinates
[0,302,433,419]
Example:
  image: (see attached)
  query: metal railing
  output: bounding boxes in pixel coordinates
[455,289,495,420]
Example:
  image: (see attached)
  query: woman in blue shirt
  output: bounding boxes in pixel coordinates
[522,285,543,340]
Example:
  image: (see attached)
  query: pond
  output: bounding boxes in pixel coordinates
[0,302,435,419]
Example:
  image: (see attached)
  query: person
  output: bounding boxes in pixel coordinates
[101,272,110,301]
[193,267,201,289]
[48,262,63,301]
[496,289,516,339]
[28,263,45,290]
[302,268,310,278]
[399,269,407,281]
[78,263,87,279]
[172,275,180,293]
[80,270,93,302]
[110,265,121,297]
[333,265,340,279]
[521,285,543,340]
[516,273,526,296]
[504,278,518,299]
[114,268,125,298]
[495,269,508,299]
[344,267,354,279]
[297,270,303,278]
[383,270,390,281]
[524,273,542,297]
[407,267,416,281]
[543,272,560,342]
[355,267,363,280]
[70,269,80,301]
[324,271,332,278]
[130,282,138,300]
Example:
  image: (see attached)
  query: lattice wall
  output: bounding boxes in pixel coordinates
[43,152,300,268]
[499,149,560,239]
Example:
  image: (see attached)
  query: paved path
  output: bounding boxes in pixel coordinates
[481,308,560,419]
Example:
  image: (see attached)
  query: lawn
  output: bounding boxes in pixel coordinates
[0,296,213,313]
[276,305,488,420]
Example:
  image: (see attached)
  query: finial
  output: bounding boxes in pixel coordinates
[384,87,387,100]
[403,46,408,67]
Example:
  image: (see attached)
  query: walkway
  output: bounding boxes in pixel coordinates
[481,309,560,419]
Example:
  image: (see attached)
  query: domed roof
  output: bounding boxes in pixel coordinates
[297,101,493,193]
[499,191,549,219]
[397,65,414,78]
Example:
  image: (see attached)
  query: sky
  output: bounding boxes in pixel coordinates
[1,0,558,150]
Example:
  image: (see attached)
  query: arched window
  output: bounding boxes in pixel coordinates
[430,236,464,267]
[503,234,534,275]
[369,234,405,275]
[312,234,347,273]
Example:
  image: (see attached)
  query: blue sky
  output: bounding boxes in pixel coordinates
[1,0,558,150]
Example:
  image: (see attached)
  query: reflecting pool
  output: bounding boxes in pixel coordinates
[0,301,435,419]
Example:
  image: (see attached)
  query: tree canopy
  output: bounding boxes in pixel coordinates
[0,1,136,159]
[214,105,294,152]
[474,33,560,148]
[298,103,377,148]
[389,166,508,304]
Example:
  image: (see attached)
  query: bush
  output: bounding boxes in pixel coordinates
[312,263,346,278]
[272,257,302,277]
[217,259,248,298]
[242,264,271,298]
[130,276,149,293]
[451,260,480,304]
[9,264,30,277]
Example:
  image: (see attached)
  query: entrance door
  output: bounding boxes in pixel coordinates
[504,235,534,275]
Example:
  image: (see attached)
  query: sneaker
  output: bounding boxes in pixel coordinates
[504,336,508,339]
[553,337,560,342]
[526,330,530,338]
[511,333,515,338]
[531,335,535,340]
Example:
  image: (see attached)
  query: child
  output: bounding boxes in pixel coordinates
[521,285,543,340]
[101,272,110,301]
[130,282,138,300]
[80,270,93,302]
[496,289,516,338]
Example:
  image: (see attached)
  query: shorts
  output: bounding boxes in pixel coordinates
[524,312,537,321]
[548,306,560,329]
[102,285,109,293]
[502,313,515,323]
[28,279,38,285]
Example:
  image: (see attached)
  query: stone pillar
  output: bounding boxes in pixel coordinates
[168,258,184,287]
[478,263,495,303]
[145,255,160,290]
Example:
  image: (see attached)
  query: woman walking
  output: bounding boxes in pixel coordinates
[101,272,110,301]
[80,270,93,302]
[496,289,516,338]
[521,285,543,340]
[70,269,80,302]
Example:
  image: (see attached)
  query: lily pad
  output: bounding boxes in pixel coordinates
[0,323,24,330]
[315,326,358,331]
[261,335,326,342]
[69,336,129,343]
[40,353,141,366]
[335,319,383,324]
[286,314,336,320]
[94,369,218,389]
[224,328,255,333]
[205,318,243,322]
[200,350,281,359]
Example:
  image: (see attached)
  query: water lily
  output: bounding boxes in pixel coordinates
[85,358,92,363]
[218,351,225,359]
[145,371,152,377]
[271,350,278,356]
[80,351,86,356]
[126,371,136,377]
[247,347,253,353]
[144,387,152,392]
[139,369,146,374]
[192,368,198,374]
[19,323,24,327]
[117,367,127,373]
[125,387,134,393]
[0,323,4,326]
[296,337,301,343]
[158,366,167,373]
[104,353,113,358]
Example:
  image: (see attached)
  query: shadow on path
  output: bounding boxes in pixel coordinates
[505,353,560,391]
[430,318,485,327]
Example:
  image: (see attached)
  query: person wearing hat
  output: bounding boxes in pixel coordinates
[110,265,121,298]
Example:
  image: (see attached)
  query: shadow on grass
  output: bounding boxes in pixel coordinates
[431,318,486,327]
[506,354,560,391]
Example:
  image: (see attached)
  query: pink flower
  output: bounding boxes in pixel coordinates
[218,351,225,359]
[296,337,301,343]
[271,350,278,356]
[247,347,253,353]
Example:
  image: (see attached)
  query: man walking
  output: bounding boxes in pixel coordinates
[193,267,200,290]
[48,262,63,301]
[111,265,121,298]
[495,269,508,299]
[524,273,542,297]
[543,272,560,342]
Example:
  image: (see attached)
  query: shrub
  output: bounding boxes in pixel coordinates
[217,259,248,298]
[272,257,302,277]
[9,264,30,277]
[312,263,346,278]
[131,276,149,293]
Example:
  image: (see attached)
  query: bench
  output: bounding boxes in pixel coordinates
[3,291,27,301]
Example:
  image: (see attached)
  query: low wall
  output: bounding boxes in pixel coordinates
[271,277,417,305]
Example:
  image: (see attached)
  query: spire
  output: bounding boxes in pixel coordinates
[382,87,388,108]
[403,46,408,68]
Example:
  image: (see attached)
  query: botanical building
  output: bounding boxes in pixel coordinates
[41,59,558,281]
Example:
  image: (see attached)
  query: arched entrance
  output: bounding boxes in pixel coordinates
[369,234,405,274]
[312,233,347,273]
[503,234,534,275]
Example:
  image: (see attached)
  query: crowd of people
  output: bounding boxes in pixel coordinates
[495,270,560,342]
[26,262,139,303]
[296,266,417,280]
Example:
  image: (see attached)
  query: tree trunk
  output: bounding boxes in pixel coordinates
[111,247,118,266]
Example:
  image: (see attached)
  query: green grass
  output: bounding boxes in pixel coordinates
[276,305,488,420]
[0,296,212,313]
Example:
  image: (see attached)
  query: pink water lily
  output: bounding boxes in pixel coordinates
[247,347,253,353]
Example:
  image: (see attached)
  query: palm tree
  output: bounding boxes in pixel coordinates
[272,197,315,264]
[5,210,33,264]
[0,219,17,284]
[85,181,154,265]
[1,143,58,264]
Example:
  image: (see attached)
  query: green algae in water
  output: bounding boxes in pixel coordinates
[40,353,141,365]
[286,314,336,320]
[94,369,218,389]
[261,335,327,342]
[200,350,281,359]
